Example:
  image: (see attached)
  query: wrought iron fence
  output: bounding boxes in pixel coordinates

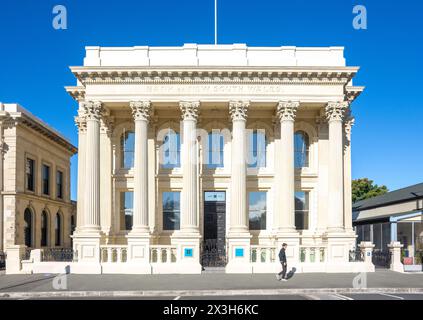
[22,248,31,260]
[0,252,6,269]
[349,249,364,262]
[372,250,391,268]
[42,248,74,262]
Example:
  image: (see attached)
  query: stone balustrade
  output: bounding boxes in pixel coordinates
[150,245,177,263]
[250,246,276,263]
[299,245,327,263]
[100,245,128,263]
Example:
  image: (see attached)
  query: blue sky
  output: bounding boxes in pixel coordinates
[1,0,422,199]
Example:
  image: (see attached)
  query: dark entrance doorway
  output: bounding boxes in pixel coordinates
[202,191,226,268]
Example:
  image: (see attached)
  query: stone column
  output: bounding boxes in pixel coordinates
[81,101,103,232]
[0,106,8,254]
[130,101,151,234]
[325,101,348,232]
[74,112,86,230]
[275,101,299,233]
[180,101,200,233]
[344,113,355,231]
[229,101,249,234]
[226,101,252,274]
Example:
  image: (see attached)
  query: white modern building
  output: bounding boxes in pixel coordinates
[9,44,371,274]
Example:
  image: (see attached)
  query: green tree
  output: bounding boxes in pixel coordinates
[352,178,388,203]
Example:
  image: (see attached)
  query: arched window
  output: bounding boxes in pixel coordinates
[70,215,76,234]
[294,131,310,168]
[207,131,224,169]
[41,211,49,247]
[120,129,135,169]
[161,129,181,169]
[248,130,266,168]
[24,208,33,247]
[55,213,62,246]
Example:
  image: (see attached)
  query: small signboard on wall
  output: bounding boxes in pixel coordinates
[204,192,226,202]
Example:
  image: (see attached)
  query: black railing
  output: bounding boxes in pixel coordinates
[201,239,227,268]
[349,249,364,262]
[372,250,391,268]
[42,248,74,262]
[0,252,6,269]
[22,248,31,260]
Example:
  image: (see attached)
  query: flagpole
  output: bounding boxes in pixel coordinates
[214,0,217,45]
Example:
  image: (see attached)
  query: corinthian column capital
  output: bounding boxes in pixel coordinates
[325,101,349,122]
[229,101,249,121]
[277,101,299,122]
[80,101,104,121]
[130,101,152,122]
[179,101,200,121]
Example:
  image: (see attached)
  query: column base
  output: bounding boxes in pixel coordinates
[323,230,356,264]
[125,232,152,273]
[171,231,202,274]
[226,233,252,274]
[72,231,102,264]
[276,231,300,270]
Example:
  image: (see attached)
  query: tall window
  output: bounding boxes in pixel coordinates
[26,158,35,191]
[120,192,134,231]
[70,215,76,234]
[120,130,135,169]
[55,213,62,246]
[295,191,309,230]
[249,192,267,230]
[294,131,310,168]
[56,171,63,199]
[41,211,49,246]
[162,130,181,169]
[207,131,224,169]
[24,208,33,247]
[248,130,266,168]
[162,192,180,230]
[42,164,50,195]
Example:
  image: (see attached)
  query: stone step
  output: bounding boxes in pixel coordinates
[202,267,226,274]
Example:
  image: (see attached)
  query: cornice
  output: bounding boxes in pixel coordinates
[69,66,359,86]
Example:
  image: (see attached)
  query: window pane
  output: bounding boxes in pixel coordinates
[55,214,61,246]
[162,131,181,169]
[26,159,34,191]
[208,132,224,168]
[249,192,266,230]
[294,131,309,168]
[120,192,133,231]
[248,130,266,168]
[57,171,63,199]
[121,130,135,169]
[295,191,309,230]
[162,192,180,230]
[42,165,50,195]
[373,223,382,250]
[41,212,48,246]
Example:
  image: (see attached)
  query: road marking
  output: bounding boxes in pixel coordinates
[378,293,404,300]
[173,296,181,300]
[303,294,321,300]
[332,293,354,300]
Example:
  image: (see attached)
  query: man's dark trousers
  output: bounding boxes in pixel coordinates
[278,262,287,279]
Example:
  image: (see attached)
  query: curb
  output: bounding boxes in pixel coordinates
[1,288,423,299]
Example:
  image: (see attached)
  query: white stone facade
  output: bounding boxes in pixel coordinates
[57,44,367,274]
[0,103,77,273]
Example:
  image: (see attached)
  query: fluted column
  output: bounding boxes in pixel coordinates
[0,107,7,253]
[75,112,86,230]
[229,101,249,234]
[326,101,348,232]
[180,101,200,233]
[275,101,299,232]
[130,101,151,233]
[344,112,355,231]
[81,101,103,232]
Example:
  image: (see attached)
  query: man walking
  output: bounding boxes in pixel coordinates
[276,243,288,281]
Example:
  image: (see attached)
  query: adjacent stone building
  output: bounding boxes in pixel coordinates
[0,103,77,259]
[60,44,366,274]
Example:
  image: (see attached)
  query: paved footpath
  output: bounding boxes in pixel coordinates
[0,269,422,299]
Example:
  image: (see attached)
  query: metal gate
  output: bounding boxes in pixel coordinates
[372,250,391,268]
[202,191,226,268]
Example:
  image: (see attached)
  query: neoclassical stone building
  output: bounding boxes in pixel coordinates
[63,44,365,274]
[1,103,77,265]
